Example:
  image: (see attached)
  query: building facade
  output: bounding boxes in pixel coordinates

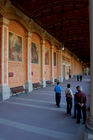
[0,0,83,100]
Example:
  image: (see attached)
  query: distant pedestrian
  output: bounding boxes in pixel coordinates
[54,82,62,108]
[65,84,73,115]
[80,75,82,81]
[76,86,87,124]
[77,75,80,81]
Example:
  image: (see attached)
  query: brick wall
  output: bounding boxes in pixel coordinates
[54,46,57,79]
[8,20,26,87]
[0,27,1,84]
[31,33,42,83]
[45,40,51,81]
[62,50,83,77]
[4,27,7,84]
[57,51,61,77]
[0,20,83,88]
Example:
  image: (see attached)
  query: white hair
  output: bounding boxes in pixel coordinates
[80,87,83,91]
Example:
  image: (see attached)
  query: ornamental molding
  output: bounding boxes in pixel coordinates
[0,17,9,26]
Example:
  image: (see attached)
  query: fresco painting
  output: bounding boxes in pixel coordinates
[9,32,22,61]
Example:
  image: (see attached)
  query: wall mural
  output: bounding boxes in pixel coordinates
[9,32,22,61]
[54,52,56,66]
[45,48,49,65]
[31,42,38,64]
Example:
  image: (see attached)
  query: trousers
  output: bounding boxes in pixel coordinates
[66,98,72,115]
[77,104,86,123]
[55,93,61,107]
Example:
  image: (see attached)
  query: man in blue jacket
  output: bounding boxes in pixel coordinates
[54,81,62,107]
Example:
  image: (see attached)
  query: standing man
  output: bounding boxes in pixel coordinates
[76,86,87,124]
[54,82,62,108]
[65,84,73,115]
[73,86,79,118]
[73,86,82,119]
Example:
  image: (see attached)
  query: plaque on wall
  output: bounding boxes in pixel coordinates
[8,72,14,77]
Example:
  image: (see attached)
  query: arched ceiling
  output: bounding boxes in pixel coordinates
[10,0,89,63]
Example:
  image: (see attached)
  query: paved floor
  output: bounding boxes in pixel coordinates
[0,76,90,140]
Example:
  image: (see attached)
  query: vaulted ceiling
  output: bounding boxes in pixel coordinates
[10,0,89,63]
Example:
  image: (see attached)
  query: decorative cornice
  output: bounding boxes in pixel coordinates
[40,39,45,46]
[0,17,9,26]
[0,5,6,17]
[51,44,54,49]
[25,31,32,38]
[57,49,62,53]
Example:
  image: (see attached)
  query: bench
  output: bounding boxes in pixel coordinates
[10,86,28,96]
[46,80,53,86]
[33,82,43,89]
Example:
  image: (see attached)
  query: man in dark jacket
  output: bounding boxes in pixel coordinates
[73,86,79,118]
[76,86,87,124]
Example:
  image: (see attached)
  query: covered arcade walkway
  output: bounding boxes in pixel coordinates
[0,76,90,140]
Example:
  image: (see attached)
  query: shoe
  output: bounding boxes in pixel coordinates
[57,105,60,108]
[77,121,80,124]
[72,116,76,119]
[65,112,69,116]
[82,122,85,124]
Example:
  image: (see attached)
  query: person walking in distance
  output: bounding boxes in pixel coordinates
[76,86,87,124]
[54,82,62,108]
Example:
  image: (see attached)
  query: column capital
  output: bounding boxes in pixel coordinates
[40,39,45,46]
[51,43,55,49]
[51,46,54,50]
[0,17,9,26]
[42,31,47,38]
[26,31,32,38]
[57,49,62,53]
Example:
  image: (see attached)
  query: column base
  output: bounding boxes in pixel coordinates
[25,81,33,93]
[84,119,93,140]
[51,77,54,84]
[86,118,93,131]
[41,79,46,87]
[65,77,69,80]
[84,127,93,140]
[58,76,63,82]
[0,84,10,101]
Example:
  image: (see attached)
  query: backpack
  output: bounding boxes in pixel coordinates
[66,90,72,99]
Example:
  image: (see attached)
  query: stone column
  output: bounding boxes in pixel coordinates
[25,32,33,92]
[51,44,54,83]
[57,49,63,82]
[0,17,10,101]
[41,39,46,87]
[86,0,93,131]
[84,1,93,139]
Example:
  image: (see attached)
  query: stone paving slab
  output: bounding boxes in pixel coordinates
[0,77,90,140]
